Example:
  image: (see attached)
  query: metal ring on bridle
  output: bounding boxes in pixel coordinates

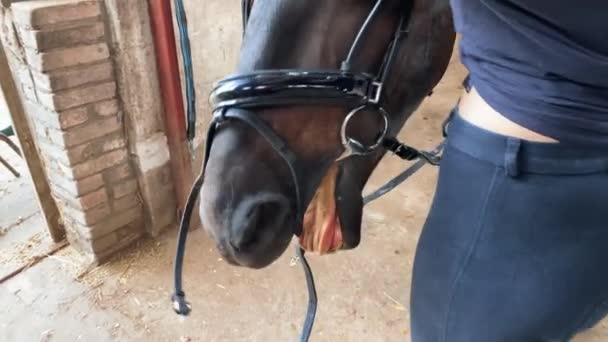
[338,104,390,161]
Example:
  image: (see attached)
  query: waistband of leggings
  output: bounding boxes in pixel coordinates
[445,110,608,175]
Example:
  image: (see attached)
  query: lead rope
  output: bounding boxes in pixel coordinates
[296,247,318,342]
[171,169,204,315]
[363,107,454,205]
[363,140,445,205]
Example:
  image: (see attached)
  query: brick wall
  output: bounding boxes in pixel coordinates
[6,0,145,261]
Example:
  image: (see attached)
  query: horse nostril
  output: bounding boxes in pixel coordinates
[230,195,290,251]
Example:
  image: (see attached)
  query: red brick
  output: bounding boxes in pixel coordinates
[92,224,144,259]
[103,163,134,184]
[43,147,128,181]
[111,193,140,213]
[44,116,121,148]
[37,81,116,111]
[46,167,103,197]
[112,179,138,199]
[90,231,118,254]
[51,186,108,211]
[32,61,113,92]
[18,21,105,51]
[63,212,144,259]
[12,0,101,30]
[92,99,119,117]
[27,100,89,130]
[60,201,111,226]
[87,206,142,239]
[25,43,109,72]
[71,148,129,180]
[39,132,126,167]
[69,133,126,164]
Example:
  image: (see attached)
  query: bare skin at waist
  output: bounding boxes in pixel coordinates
[458,87,559,143]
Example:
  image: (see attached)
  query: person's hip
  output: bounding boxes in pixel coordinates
[446,108,608,176]
[457,87,558,143]
[410,109,608,341]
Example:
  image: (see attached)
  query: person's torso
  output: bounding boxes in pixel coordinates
[450,0,608,146]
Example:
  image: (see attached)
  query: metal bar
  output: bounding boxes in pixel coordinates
[0,133,22,157]
[0,155,19,178]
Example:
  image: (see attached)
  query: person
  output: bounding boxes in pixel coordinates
[410,1,608,341]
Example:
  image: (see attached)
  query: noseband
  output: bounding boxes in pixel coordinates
[171,1,445,341]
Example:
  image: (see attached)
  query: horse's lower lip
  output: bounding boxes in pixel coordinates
[318,213,343,254]
[299,163,343,254]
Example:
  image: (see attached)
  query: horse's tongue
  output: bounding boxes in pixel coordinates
[300,164,342,254]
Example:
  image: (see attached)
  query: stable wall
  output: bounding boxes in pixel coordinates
[176,0,242,171]
[0,0,177,262]
[0,0,245,262]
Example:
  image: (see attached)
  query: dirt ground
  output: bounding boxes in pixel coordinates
[2,53,608,342]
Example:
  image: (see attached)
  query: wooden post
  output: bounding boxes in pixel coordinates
[0,41,65,242]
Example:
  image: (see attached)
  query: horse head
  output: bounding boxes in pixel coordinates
[200,0,455,268]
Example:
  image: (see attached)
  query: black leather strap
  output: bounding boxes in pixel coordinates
[217,109,304,234]
[363,140,445,204]
[210,70,380,111]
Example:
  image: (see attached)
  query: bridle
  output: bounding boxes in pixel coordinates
[171,1,445,341]
[210,0,424,229]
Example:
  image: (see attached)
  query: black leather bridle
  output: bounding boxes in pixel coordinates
[171,1,445,341]
[210,0,432,228]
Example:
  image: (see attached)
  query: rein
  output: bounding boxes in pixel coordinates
[170,1,446,341]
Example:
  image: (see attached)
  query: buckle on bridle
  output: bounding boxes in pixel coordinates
[212,108,229,123]
[368,81,383,104]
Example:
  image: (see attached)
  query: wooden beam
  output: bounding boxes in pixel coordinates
[0,41,65,242]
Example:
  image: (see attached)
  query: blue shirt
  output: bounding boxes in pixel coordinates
[450,0,608,146]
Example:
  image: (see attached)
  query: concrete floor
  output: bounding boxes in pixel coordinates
[2,56,608,341]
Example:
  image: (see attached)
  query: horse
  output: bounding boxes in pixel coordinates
[169,0,456,339]
[198,0,455,269]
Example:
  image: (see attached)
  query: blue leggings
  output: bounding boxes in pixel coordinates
[411,111,608,341]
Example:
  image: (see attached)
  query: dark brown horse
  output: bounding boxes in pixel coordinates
[200,0,455,269]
